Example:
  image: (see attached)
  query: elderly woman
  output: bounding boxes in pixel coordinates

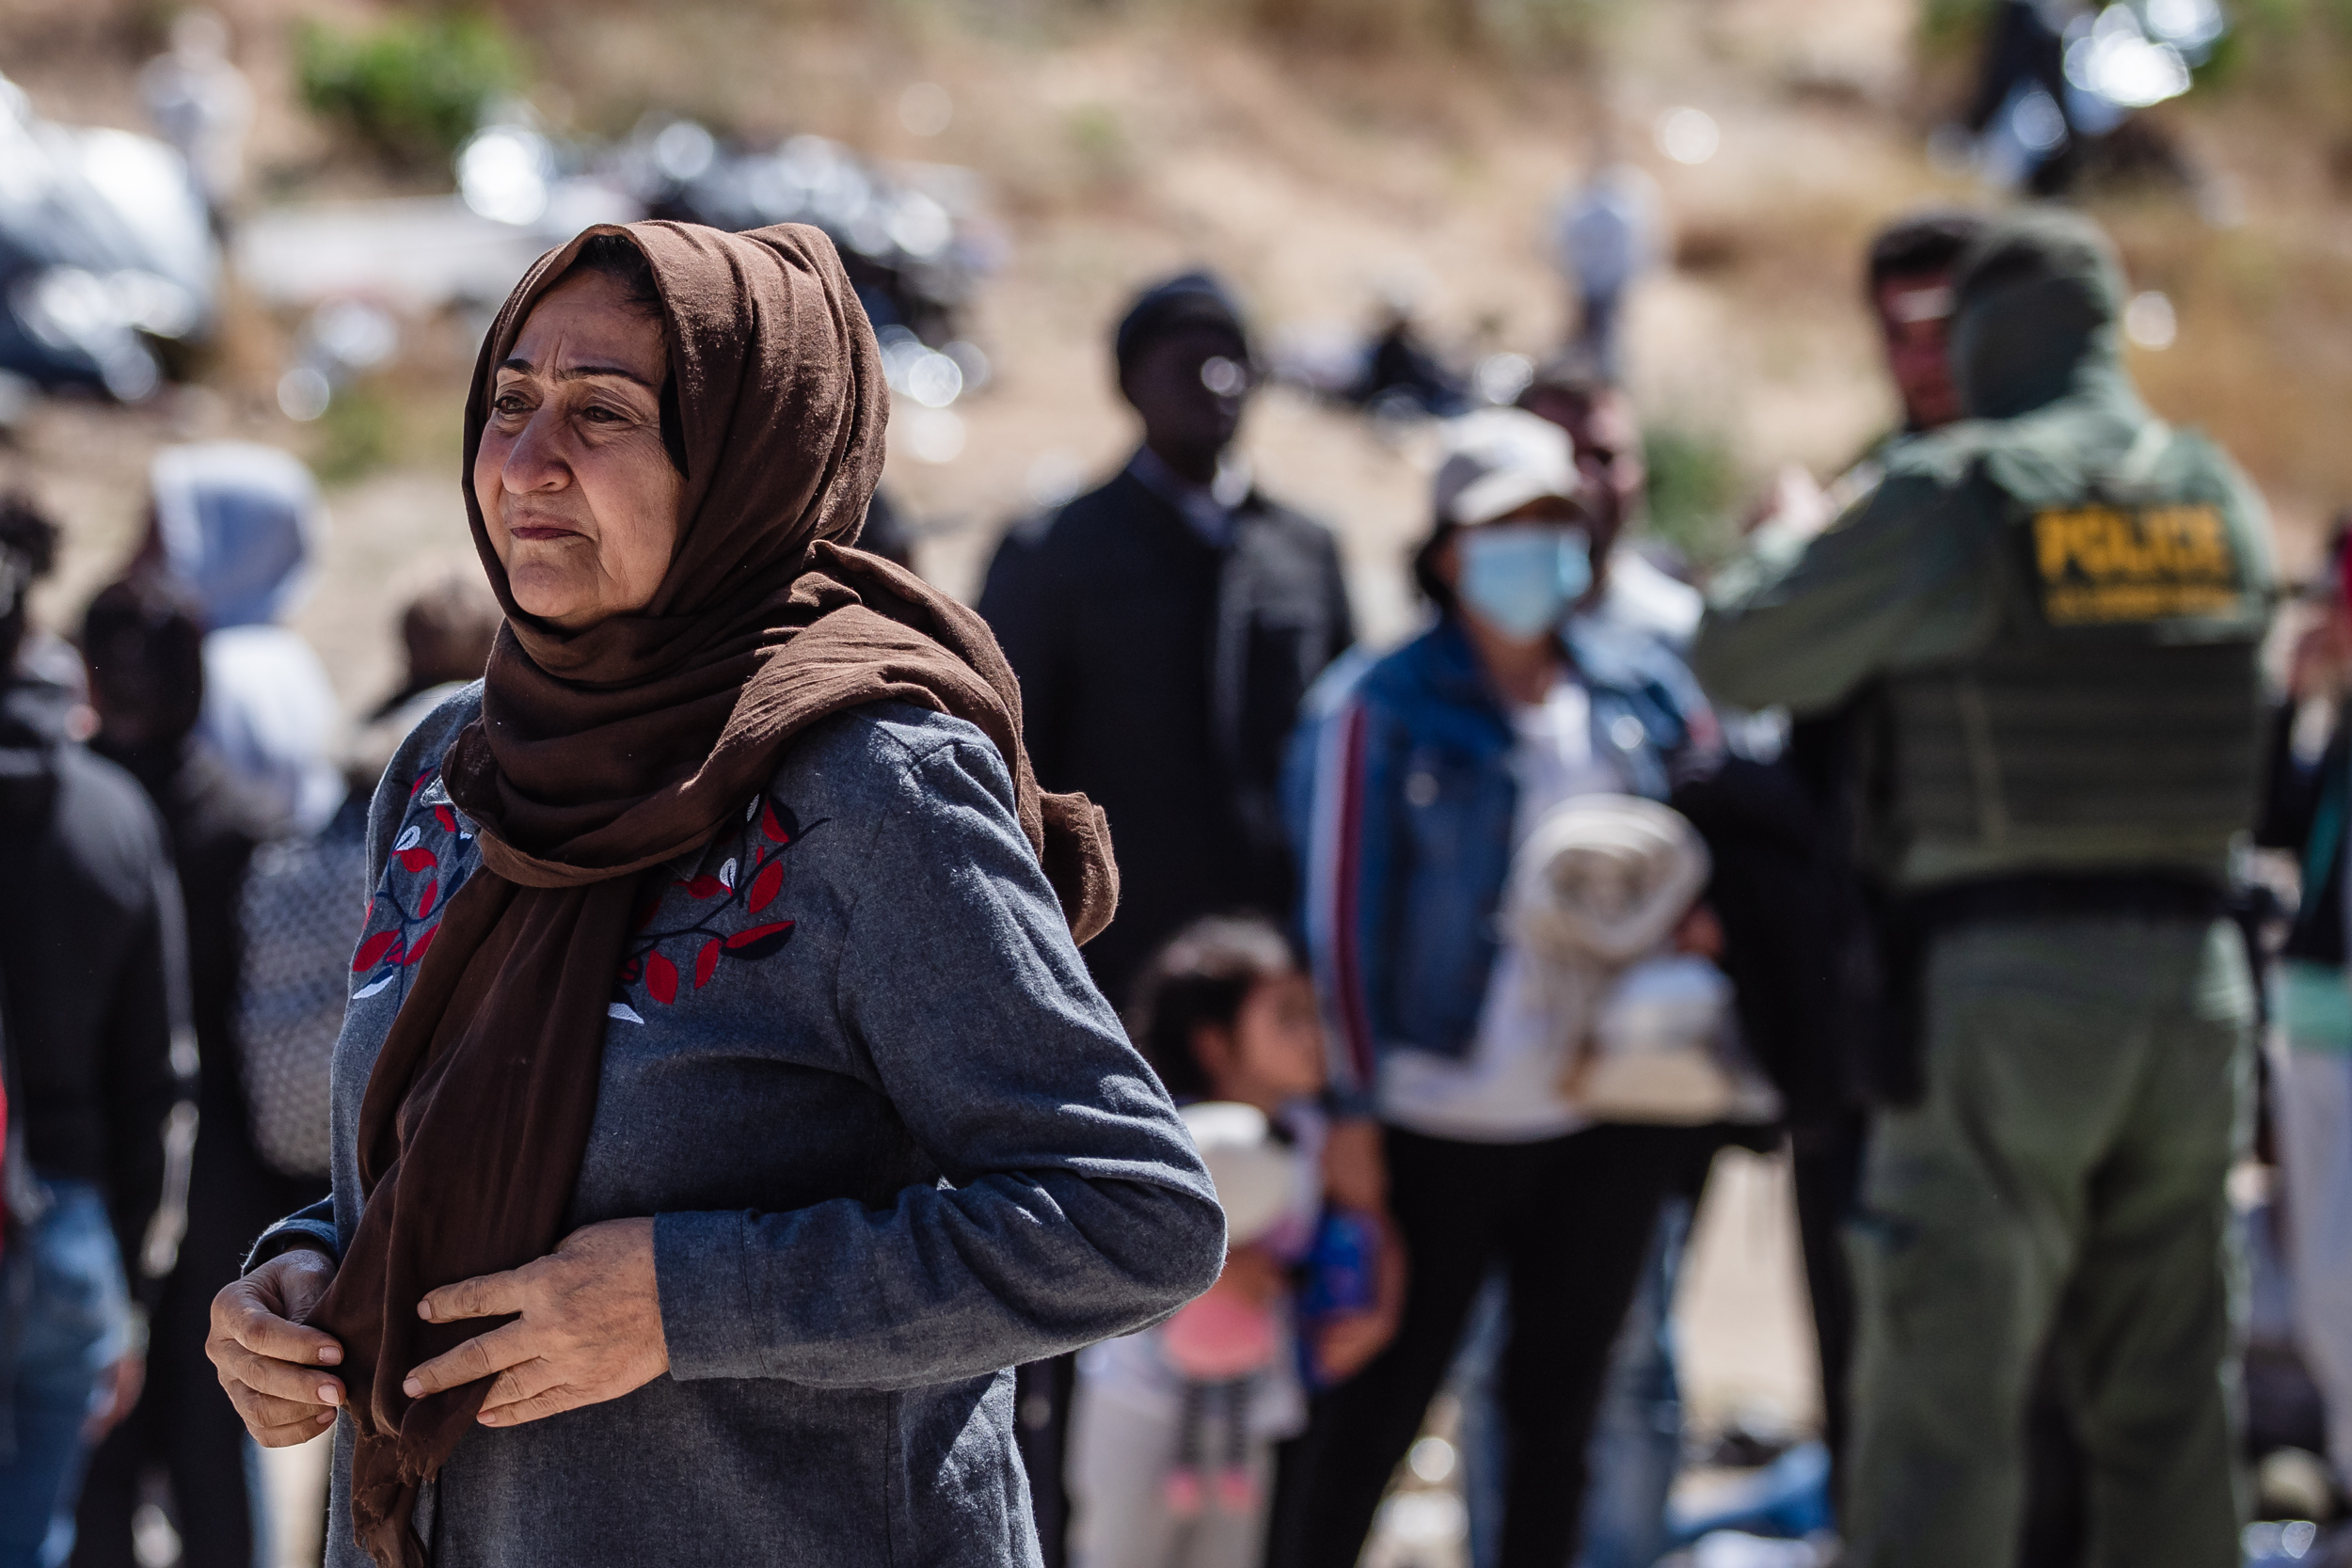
[202,222,1226,1568]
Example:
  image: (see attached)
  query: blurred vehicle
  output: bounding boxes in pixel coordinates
[238,111,1002,420]
[0,73,219,405]
[631,119,999,402]
[1959,0,2227,194]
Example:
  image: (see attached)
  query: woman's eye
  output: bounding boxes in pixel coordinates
[492,392,529,415]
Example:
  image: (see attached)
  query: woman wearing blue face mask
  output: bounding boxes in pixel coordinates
[1274,409,1722,1568]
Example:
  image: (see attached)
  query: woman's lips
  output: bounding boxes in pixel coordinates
[509,523,581,542]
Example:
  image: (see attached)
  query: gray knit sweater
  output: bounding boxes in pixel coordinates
[250,685,1225,1567]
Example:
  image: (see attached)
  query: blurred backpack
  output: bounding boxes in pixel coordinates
[233,797,368,1179]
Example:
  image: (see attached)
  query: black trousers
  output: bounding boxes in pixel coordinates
[1789,1110,1867,1474]
[1275,1122,1705,1568]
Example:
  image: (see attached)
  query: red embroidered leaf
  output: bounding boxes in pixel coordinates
[409,769,435,797]
[760,800,788,844]
[694,939,720,989]
[723,921,796,960]
[418,879,438,918]
[352,928,401,973]
[403,925,438,965]
[646,953,679,1005]
[394,847,437,873]
[619,957,643,984]
[680,875,725,899]
[435,804,457,833]
[747,860,785,913]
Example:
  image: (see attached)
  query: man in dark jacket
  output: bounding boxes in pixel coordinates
[977,272,1353,1566]
[978,272,1355,1005]
[0,497,193,1567]
[72,577,325,1568]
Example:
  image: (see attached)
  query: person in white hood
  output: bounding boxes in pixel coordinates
[146,442,344,833]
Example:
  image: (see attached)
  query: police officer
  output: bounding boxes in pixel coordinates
[1692,209,2272,1568]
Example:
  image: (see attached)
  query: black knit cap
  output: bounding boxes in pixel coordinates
[1113,270,1251,376]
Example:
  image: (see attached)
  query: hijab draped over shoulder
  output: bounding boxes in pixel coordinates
[313,220,1117,1568]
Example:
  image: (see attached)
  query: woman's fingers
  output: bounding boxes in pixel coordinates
[216,1356,342,1448]
[210,1335,344,1410]
[476,1356,565,1418]
[404,1318,534,1399]
[251,1412,339,1449]
[229,1384,339,1432]
[213,1274,343,1368]
[204,1257,351,1446]
[418,1266,530,1324]
[476,1382,588,1428]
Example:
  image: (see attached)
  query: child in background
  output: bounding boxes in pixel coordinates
[1068,918,1398,1568]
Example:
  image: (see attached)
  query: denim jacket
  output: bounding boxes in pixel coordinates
[1285,616,1715,1113]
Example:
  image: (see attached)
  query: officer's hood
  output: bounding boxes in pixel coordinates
[1948,209,2135,422]
[1933,209,2158,508]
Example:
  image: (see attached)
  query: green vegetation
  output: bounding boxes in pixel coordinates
[310,385,394,486]
[295,11,522,166]
[1643,425,1741,568]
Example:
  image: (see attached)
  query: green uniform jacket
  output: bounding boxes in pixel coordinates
[1692,219,2273,891]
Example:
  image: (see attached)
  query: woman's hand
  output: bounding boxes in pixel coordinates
[208,1248,345,1447]
[404,1217,667,1428]
[1310,1209,1406,1385]
[85,1352,145,1441]
[1321,1119,1388,1214]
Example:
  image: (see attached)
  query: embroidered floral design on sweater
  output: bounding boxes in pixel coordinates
[351,767,473,1005]
[606,794,827,1025]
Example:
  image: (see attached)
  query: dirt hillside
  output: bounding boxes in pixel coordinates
[3,0,2345,703]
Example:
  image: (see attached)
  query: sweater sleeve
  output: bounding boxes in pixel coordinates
[1294,692,1387,1119]
[1692,473,2004,717]
[652,732,1226,1389]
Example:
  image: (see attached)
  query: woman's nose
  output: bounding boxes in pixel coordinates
[502,412,572,493]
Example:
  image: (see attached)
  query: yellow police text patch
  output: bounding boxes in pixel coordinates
[2030,503,2240,625]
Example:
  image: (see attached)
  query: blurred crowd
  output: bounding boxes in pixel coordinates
[0,15,2344,1568]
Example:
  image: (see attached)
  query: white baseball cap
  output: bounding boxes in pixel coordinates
[1432,407,1582,528]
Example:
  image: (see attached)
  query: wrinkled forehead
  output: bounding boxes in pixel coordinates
[498,270,670,386]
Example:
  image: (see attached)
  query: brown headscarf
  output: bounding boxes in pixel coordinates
[311,221,1116,1568]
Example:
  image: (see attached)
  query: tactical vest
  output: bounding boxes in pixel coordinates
[1882,424,2270,889]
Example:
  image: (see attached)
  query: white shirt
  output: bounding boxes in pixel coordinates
[1379,675,1630,1143]
[1554,165,1661,298]
[1580,547,1703,653]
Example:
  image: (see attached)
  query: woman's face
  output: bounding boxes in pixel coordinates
[475,269,683,632]
[1433,496,1593,645]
